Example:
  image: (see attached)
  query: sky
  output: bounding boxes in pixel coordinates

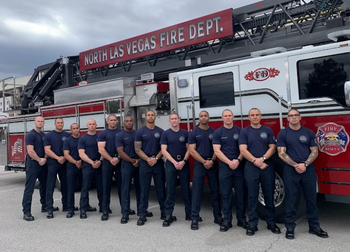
[0,0,259,80]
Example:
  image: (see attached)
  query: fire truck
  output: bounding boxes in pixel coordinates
[5,0,350,221]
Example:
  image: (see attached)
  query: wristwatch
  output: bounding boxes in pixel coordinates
[155,156,159,160]
[304,162,308,167]
[262,156,266,161]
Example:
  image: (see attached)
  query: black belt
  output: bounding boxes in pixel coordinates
[172,155,185,161]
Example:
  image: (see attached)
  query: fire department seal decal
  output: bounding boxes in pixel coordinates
[316,122,349,156]
[244,68,280,82]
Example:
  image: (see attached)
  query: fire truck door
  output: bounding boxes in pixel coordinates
[191,66,242,126]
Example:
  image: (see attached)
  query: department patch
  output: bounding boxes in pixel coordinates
[62,136,67,141]
[209,134,213,140]
[260,132,268,139]
[179,136,185,142]
[316,122,349,156]
[299,135,307,143]
[233,133,239,140]
[154,132,160,138]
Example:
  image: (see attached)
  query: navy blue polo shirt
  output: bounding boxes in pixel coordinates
[160,128,188,158]
[135,126,164,156]
[44,130,70,156]
[115,130,137,158]
[277,126,317,163]
[188,126,215,158]
[63,136,80,160]
[239,125,276,157]
[212,125,241,160]
[98,128,121,157]
[78,133,100,160]
[25,129,45,158]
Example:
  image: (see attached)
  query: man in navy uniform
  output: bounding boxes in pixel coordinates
[78,119,103,219]
[161,113,191,227]
[44,117,70,218]
[22,116,47,221]
[117,116,152,224]
[277,108,328,239]
[213,109,247,232]
[98,114,125,221]
[135,110,165,226]
[189,110,222,230]
[239,108,280,236]
[63,123,82,218]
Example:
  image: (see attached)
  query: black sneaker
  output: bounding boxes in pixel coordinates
[41,206,59,213]
[47,211,54,219]
[219,222,233,232]
[121,215,129,224]
[101,212,109,221]
[86,206,97,212]
[163,215,177,227]
[80,212,87,219]
[246,225,258,236]
[23,213,35,221]
[191,220,199,230]
[66,211,75,218]
[137,216,147,226]
[237,220,249,229]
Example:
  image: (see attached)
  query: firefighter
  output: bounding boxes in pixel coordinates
[116,116,152,224]
[44,117,70,218]
[239,108,281,236]
[189,110,222,230]
[22,116,48,221]
[135,110,166,226]
[78,119,103,219]
[98,114,126,221]
[160,113,191,227]
[213,109,247,232]
[277,108,328,239]
[63,123,83,218]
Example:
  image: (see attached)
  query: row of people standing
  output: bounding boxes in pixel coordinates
[21,107,327,239]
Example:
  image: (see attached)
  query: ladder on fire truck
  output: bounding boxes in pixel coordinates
[21,0,350,113]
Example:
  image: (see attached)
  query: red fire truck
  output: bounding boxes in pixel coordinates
[5,0,350,221]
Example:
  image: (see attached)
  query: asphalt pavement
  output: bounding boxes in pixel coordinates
[1,166,350,252]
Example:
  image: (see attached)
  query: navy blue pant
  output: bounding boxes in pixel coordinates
[101,160,121,213]
[219,162,246,223]
[79,163,103,212]
[191,160,221,221]
[244,160,275,227]
[22,159,47,214]
[164,160,191,217]
[46,158,67,211]
[138,159,165,217]
[284,163,320,229]
[66,163,82,212]
[121,160,140,216]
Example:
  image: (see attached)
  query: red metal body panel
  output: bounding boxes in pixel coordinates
[42,107,76,117]
[78,103,104,113]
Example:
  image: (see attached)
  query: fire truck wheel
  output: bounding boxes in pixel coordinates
[256,154,306,223]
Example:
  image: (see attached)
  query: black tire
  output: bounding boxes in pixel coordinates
[256,154,306,223]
